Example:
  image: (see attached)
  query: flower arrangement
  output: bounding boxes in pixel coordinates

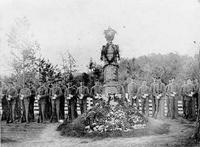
[57,98,147,138]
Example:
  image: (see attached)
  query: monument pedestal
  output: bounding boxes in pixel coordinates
[102,64,121,96]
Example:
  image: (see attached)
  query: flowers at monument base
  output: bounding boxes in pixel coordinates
[84,103,147,134]
[57,99,147,137]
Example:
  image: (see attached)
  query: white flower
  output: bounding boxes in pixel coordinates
[37,95,41,100]
[20,95,24,100]
[133,96,137,99]
[53,95,57,100]
[142,94,148,98]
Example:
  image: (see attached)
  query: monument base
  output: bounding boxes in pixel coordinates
[103,81,123,96]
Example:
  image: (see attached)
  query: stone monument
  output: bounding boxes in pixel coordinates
[100,27,123,103]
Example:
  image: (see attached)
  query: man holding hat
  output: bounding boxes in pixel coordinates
[50,80,63,122]
[37,81,48,123]
[6,82,18,123]
[77,81,89,114]
[137,80,150,116]
[90,80,103,106]
[65,81,78,121]
[20,83,31,123]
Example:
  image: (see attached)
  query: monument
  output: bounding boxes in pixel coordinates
[100,27,124,103]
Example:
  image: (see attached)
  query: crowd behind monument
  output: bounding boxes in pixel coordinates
[0,75,199,124]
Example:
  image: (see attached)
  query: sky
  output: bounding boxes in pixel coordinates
[0,0,200,76]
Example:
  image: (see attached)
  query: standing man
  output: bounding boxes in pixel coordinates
[1,85,8,121]
[150,78,157,117]
[29,82,36,122]
[184,79,195,120]
[127,78,139,110]
[137,80,150,116]
[37,81,48,123]
[154,77,165,119]
[65,81,78,121]
[90,80,103,106]
[50,80,63,122]
[20,83,31,123]
[165,79,172,117]
[77,81,89,114]
[166,78,179,119]
[193,79,199,119]
[6,82,18,123]
[180,80,187,118]
[59,80,66,120]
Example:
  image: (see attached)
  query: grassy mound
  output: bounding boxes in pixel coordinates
[57,100,148,138]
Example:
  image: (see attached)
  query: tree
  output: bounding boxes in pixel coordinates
[7,17,40,87]
[191,41,200,141]
[36,58,61,83]
[60,50,77,82]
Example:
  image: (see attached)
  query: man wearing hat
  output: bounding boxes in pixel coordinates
[180,80,187,118]
[127,78,139,109]
[137,80,150,116]
[77,81,89,114]
[1,85,8,121]
[166,77,179,119]
[154,77,165,119]
[65,81,78,121]
[28,82,36,122]
[50,80,63,122]
[20,83,31,123]
[58,80,67,120]
[90,80,103,106]
[6,82,18,123]
[150,78,157,117]
[37,81,48,123]
[184,79,195,120]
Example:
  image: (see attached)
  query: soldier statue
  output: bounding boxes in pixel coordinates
[100,27,123,103]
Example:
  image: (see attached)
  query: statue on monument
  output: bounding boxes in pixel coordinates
[100,27,124,104]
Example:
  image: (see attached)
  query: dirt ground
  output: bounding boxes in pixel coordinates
[1,117,200,147]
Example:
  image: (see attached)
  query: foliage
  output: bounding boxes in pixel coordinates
[119,53,198,85]
[7,17,40,87]
[36,58,61,83]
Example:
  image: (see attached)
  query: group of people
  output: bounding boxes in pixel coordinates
[1,76,199,124]
[127,77,199,120]
[1,79,103,123]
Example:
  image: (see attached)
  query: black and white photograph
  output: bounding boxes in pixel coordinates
[0,0,200,146]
